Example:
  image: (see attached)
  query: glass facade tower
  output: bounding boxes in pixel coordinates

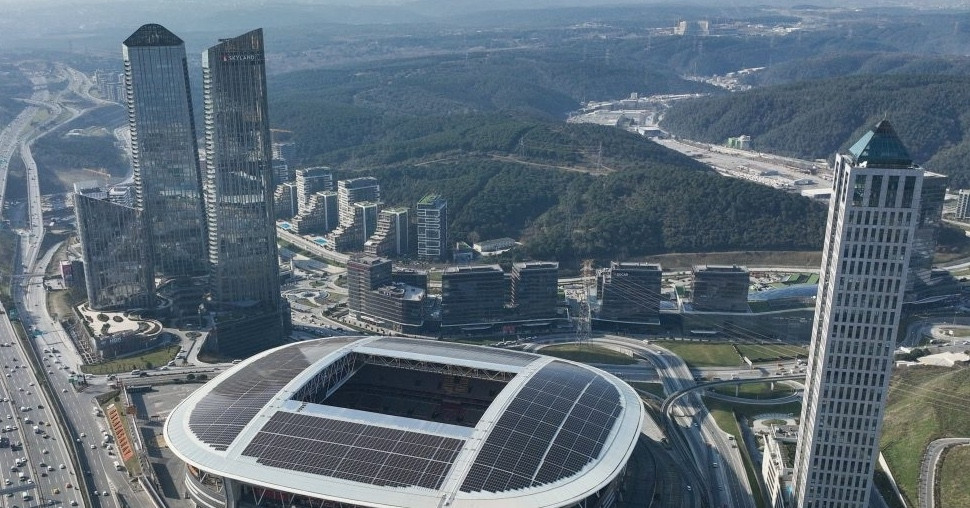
[123,24,207,279]
[792,121,923,508]
[202,29,286,356]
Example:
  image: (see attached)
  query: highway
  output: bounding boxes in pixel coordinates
[591,336,778,508]
[0,63,140,507]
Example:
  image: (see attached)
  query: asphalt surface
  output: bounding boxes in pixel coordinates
[920,438,970,508]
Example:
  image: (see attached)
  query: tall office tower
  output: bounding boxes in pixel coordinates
[906,171,947,303]
[123,24,208,280]
[295,167,333,210]
[510,262,559,320]
[364,207,410,257]
[792,120,924,508]
[440,265,506,327]
[74,183,154,310]
[202,29,287,356]
[416,194,447,260]
[691,265,750,312]
[596,262,663,324]
[337,177,380,224]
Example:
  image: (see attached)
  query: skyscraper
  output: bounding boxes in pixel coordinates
[74,182,154,311]
[201,29,287,356]
[792,120,923,508]
[416,193,447,260]
[123,24,207,280]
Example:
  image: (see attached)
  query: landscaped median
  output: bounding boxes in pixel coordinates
[538,343,638,365]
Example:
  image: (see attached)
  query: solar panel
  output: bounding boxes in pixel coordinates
[188,338,357,450]
[459,361,622,493]
[242,412,464,490]
[372,337,537,367]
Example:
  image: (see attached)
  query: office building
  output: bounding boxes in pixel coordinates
[201,29,287,357]
[416,194,447,260]
[440,265,506,327]
[792,120,924,508]
[123,23,208,280]
[166,337,643,508]
[364,207,410,257]
[691,265,749,312]
[347,256,424,331]
[906,171,949,303]
[74,183,154,310]
[596,262,663,325]
[291,190,338,235]
[295,167,333,210]
[510,262,559,320]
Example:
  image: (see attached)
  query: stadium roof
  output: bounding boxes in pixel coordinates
[165,336,643,508]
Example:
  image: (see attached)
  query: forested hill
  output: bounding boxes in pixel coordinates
[318,117,828,265]
[660,74,970,186]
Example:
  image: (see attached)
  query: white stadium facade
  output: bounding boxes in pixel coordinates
[164,336,644,508]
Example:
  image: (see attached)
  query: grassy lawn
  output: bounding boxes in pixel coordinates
[540,343,637,365]
[654,341,742,368]
[630,382,666,398]
[81,346,180,375]
[704,400,766,508]
[881,367,970,507]
[736,344,808,362]
[705,397,802,421]
[713,382,796,400]
[940,445,970,508]
[939,327,970,338]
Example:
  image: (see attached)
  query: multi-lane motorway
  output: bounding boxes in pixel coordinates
[0,63,140,508]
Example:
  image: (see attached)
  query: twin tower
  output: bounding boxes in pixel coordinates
[110,24,284,356]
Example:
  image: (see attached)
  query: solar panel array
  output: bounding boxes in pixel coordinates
[188,338,356,450]
[372,337,537,367]
[242,412,464,490]
[460,361,622,493]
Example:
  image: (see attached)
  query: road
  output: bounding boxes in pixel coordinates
[920,437,970,508]
[592,336,758,508]
[0,63,144,508]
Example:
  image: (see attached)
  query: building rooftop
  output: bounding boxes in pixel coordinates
[847,119,914,167]
[124,23,183,47]
[165,336,643,508]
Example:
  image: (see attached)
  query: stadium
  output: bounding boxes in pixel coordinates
[164,336,644,508]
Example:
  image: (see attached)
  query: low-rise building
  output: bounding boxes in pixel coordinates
[762,424,798,508]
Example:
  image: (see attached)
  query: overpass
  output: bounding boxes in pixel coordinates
[661,374,806,417]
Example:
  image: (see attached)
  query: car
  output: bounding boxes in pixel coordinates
[80,433,85,438]
[104,491,110,497]
[71,501,78,506]
[90,444,96,449]
[93,490,98,496]
[27,383,32,387]
[46,466,53,472]
[687,485,692,491]
[42,449,48,454]
[712,462,719,468]
[61,388,67,393]
[52,488,59,494]
[59,464,65,470]
[66,482,72,488]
